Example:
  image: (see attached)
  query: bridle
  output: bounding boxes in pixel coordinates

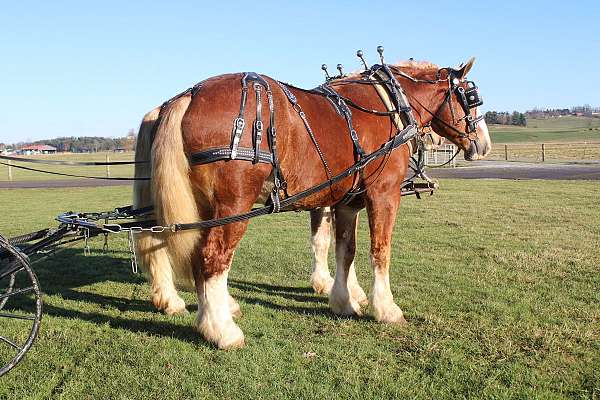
[388,65,484,141]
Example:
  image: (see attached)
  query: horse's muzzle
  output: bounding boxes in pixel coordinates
[464,136,492,161]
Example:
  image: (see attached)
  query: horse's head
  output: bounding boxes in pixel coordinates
[392,58,491,161]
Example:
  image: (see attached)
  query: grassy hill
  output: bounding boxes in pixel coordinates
[489,116,600,143]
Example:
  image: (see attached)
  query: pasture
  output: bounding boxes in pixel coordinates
[0,180,598,399]
[489,116,600,144]
[0,152,136,182]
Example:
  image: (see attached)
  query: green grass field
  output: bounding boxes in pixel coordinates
[0,181,598,399]
[0,152,136,182]
[489,116,600,144]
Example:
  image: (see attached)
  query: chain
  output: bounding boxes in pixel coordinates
[102,224,174,234]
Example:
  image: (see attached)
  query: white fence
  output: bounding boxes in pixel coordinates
[424,144,457,167]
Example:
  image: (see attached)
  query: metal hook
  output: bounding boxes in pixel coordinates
[321,64,331,80]
[127,230,139,274]
[83,228,91,256]
[377,45,385,64]
[356,50,368,70]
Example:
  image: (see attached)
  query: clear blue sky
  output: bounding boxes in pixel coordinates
[1,0,598,143]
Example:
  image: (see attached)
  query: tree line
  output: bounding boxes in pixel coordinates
[3,130,137,153]
[484,111,527,126]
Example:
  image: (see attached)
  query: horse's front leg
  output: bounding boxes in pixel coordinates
[329,205,364,316]
[309,207,335,294]
[366,194,407,324]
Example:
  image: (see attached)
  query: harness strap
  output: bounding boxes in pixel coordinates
[253,83,263,164]
[315,84,365,159]
[173,124,417,231]
[276,81,333,183]
[189,147,273,165]
[230,74,249,159]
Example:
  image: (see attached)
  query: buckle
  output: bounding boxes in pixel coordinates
[234,118,245,131]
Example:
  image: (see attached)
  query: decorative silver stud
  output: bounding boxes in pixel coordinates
[337,64,344,76]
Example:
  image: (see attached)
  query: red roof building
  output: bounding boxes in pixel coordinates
[20,144,57,154]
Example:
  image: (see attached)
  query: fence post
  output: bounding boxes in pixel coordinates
[7,160,13,181]
[504,144,508,161]
[106,153,110,178]
[541,143,545,162]
[452,145,457,167]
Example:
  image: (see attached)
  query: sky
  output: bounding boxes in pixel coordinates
[1,0,599,143]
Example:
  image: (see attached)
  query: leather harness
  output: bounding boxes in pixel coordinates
[185,65,421,211]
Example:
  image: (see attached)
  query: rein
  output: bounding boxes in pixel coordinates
[0,159,149,181]
[0,154,149,181]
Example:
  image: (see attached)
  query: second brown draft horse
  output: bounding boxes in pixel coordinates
[134,56,491,349]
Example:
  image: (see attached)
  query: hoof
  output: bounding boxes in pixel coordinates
[329,292,362,317]
[229,295,242,319]
[350,284,369,306]
[193,312,245,350]
[153,293,188,315]
[217,328,245,350]
[373,302,406,325]
[311,273,334,295]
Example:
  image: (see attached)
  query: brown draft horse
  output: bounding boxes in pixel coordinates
[133,58,491,349]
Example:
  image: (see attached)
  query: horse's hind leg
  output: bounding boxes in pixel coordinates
[310,207,334,294]
[135,233,187,315]
[343,214,368,306]
[192,217,249,350]
[329,205,364,316]
[366,196,406,324]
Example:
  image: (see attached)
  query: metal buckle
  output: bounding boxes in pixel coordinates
[231,117,246,159]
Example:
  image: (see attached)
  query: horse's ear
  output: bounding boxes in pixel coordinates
[455,57,476,78]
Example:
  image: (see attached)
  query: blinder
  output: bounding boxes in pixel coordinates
[451,76,484,133]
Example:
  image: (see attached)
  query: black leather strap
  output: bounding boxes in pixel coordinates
[189,147,273,165]
[315,84,365,159]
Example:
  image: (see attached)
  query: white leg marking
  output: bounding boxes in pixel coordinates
[370,255,406,324]
[310,208,334,295]
[329,207,362,316]
[194,270,245,349]
[228,293,242,319]
[347,261,368,306]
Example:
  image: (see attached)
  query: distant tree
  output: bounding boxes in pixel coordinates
[511,111,521,125]
[484,111,498,124]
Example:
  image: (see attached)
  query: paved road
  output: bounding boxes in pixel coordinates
[428,161,600,180]
[2,161,599,188]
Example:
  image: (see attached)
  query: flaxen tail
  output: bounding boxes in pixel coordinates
[133,107,175,292]
[150,95,200,289]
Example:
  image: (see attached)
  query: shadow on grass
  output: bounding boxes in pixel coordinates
[229,279,326,304]
[9,249,350,345]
